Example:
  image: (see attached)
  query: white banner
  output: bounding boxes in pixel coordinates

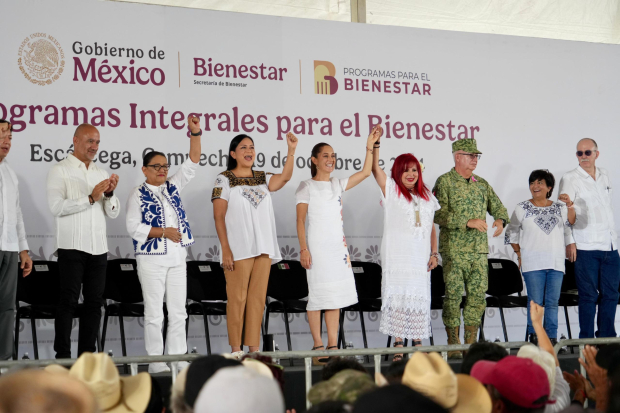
[2,0,619,359]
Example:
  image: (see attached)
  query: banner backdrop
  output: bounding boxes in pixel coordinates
[2,0,620,359]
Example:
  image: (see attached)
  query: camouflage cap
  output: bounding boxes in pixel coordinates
[452,139,482,154]
[307,369,376,405]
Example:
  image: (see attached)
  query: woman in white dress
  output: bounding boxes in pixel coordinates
[296,125,382,364]
[371,138,440,361]
[126,116,202,373]
[212,131,298,359]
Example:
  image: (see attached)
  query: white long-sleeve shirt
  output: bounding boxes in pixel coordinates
[46,154,120,255]
[126,157,198,267]
[559,166,617,251]
[0,160,29,252]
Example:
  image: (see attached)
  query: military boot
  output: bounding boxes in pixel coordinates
[445,326,463,359]
[464,325,478,356]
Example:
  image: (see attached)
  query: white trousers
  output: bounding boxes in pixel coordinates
[137,260,187,356]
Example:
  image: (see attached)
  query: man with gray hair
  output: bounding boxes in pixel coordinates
[559,138,620,339]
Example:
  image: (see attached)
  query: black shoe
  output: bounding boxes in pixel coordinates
[550,338,567,354]
[528,333,538,346]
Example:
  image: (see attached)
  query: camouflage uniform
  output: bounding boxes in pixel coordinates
[308,370,376,405]
[433,139,509,330]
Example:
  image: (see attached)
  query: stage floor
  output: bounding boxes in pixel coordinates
[146,349,582,413]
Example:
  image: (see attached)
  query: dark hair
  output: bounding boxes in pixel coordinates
[352,384,448,413]
[461,341,508,375]
[311,142,333,177]
[321,357,368,381]
[490,385,545,413]
[528,170,555,199]
[144,376,164,413]
[307,400,351,413]
[227,134,254,170]
[0,119,11,132]
[384,359,408,383]
[143,150,167,167]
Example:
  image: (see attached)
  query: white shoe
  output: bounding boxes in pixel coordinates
[148,362,171,374]
[230,351,245,360]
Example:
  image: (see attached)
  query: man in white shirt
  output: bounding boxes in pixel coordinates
[559,138,620,339]
[0,120,33,360]
[47,124,120,358]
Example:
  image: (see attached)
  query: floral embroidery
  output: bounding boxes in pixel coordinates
[534,215,559,235]
[221,170,268,188]
[211,187,223,200]
[519,201,564,235]
[343,253,351,267]
[338,196,342,206]
[241,187,267,208]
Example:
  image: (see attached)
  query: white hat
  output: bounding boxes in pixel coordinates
[194,366,284,413]
[517,344,557,392]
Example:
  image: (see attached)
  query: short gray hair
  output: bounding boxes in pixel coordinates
[577,138,598,151]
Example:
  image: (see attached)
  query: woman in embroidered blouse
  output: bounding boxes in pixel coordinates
[212,132,298,358]
[505,170,576,347]
[295,125,381,364]
[126,116,202,373]
[371,141,440,361]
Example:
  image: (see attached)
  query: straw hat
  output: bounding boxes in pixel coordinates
[45,352,151,413]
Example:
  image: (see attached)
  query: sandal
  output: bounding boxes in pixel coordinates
[393,340,404,362]
[312,345,329,365]
[413,340,423,347]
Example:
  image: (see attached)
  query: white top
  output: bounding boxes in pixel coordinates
[212,170,281,265]
[559,166,616,251]
[46,154,120,255]
[545,366,570,413]
[126,158,198,267]
[379,178,440,339]
[296,177,358,311]
[504,201,571,273]
[0,160,29,252]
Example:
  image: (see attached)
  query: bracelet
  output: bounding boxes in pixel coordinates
[161,227,166,240]
[373,144,380,148]
[567,203,575,209]
[104,191,114,199]
[300,248,309,253]
[190,130,202,136]
[430,252,439,259]
[88,195,95,205]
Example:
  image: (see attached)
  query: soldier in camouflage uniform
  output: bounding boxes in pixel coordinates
[432,139,509,359]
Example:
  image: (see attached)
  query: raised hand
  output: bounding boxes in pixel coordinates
[188,115,201,135]
[91,179,110,202]
[107,174,119,192]
[367,125,383,147]
[558,193,573,206]
[467,219,487,233]
[164,227,182,243]
[286,132,298,151]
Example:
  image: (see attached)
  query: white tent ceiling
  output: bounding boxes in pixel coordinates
[107,0,620,44]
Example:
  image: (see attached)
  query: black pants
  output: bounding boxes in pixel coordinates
[54,249,107,359]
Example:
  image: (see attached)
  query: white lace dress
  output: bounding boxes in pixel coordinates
[379,178,440,339]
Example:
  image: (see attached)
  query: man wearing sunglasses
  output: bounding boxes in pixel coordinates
[558,138,619,339]
[433,139,509,358]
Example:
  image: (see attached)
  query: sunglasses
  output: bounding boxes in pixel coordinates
[576,150,595,157]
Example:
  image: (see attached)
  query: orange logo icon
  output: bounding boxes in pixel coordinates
[18,33,65,86]
[314,60,338,95]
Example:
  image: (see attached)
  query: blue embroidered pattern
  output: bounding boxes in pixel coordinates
[520,201,563,235]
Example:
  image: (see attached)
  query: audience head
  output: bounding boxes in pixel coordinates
[309,369,376,405]
[471,356,550,413]
[227,134,254,170]
[516,345,556,394]
[72,123,100,164]
[194,365,284,413]
[182,355,241,410]
[353,384,448,413]
[322,357,369,381]
[310,142,334,177]
[0,369,98,413]
[384,359,408,383]
[241,354,285,391]
[45,352,153,413]
[461,341,508,375]
[402,352,491,413]
[528,170,555,199]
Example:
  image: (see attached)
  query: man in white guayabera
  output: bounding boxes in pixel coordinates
[47,124,120,359]
[0,120,32,361]
[559,138,620,339]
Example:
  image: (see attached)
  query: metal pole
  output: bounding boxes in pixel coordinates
[129,363,138,376]
[305,357,312,410]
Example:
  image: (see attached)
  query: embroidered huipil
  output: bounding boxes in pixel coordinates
[126,158,197,267]
[559,167,617,251]
[211,170,281,264]
[379,178,440,339]
[0,160,29,252]
[504,201,571,273]
[47,154,120,255]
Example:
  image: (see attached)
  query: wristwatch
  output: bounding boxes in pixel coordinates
[104,191,114,199]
